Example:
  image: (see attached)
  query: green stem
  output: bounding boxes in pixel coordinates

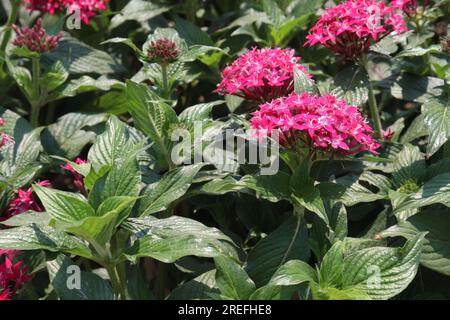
[367,82,383,139]
[0,0,20,69]
[106,264,126,300]
[361,57,383,139]
[30,57,41,127]
[161,60,169,96]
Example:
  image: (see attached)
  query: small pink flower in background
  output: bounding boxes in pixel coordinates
[12,19,63,53]
[0,118,13,148]
[305,0,408,60]
[250,92,380,155]
[24,0,108,25]
[65,0,108,25]
[215,48,311,103]
[147,38,181,63]
[2,180,51,221]
[62,158,88,195]
[0,251,33,300]
[382,128,395,141]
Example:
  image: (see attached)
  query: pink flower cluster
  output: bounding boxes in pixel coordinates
[2,180,51,221]
[0,250,33,300]
[62,158,87,195]
[305,0,408,60]
[250,92,380,155]
[215,48,311,103]
[0,118,13,148]
[12,19,63,53]
[24,0,108,25]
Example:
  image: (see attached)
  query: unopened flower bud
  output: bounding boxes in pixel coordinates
[146,38,181,64]
[12,18,63,54]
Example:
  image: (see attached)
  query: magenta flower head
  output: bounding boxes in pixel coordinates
[305,0,408,60]
[2,180,51,221]
[0,251,33,300]
[23,0,64,14]
[250,92,380,156]
[215,47,311,103]
[12,19,63,54]
[24,0,107,25]
[146,38,181,64]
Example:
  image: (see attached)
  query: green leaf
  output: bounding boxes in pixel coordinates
[47,255,114,300]
[33,184,95,223]
[332,65,369,106]
[89,152,141,210]
[341,233,425,300]
[294,65,315,94]
[269,260,316,286]
[109,0,171,30]
[422,96,450,155]
[214,256,256,300]
[137,164,203,216]
[41,60,69,92]
[393,173,450,213]
[178,101,225,127]
[0,211,51,227]
[42,112,108,159]
[290,161,329,224]
[123,215,233,243]
[168,270,218,300]
[49,76,123,101]
[241,172,291,202]
[246,216,310,287]
[379,73,444,103]
[0,224,93,259]
[122,215,235,263]
[393,144,426,187]
[381,209,450,276]
[125,80,177,168]
[41,37,124,75]
[88,116,136,168]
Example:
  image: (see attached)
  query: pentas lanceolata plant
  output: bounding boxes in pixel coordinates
[216,48,311,103]
[0,0,448,302]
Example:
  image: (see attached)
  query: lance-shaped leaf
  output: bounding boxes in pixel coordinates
[380,210,450,276]
[214,256,256,300]
[422,96,450,156]
[137,164,204,216]
[393,173,450,213]
[60,196,137,245]
[341,233,425,300]
[126,80,177,168]
[47,255,114,300]
[33,185,95,223]
[122,216,235,263]
[0,224,93,259]
[246,216,310,287]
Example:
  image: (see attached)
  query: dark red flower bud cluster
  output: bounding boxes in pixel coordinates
[146,38,181,63]
[12,19,63,54]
